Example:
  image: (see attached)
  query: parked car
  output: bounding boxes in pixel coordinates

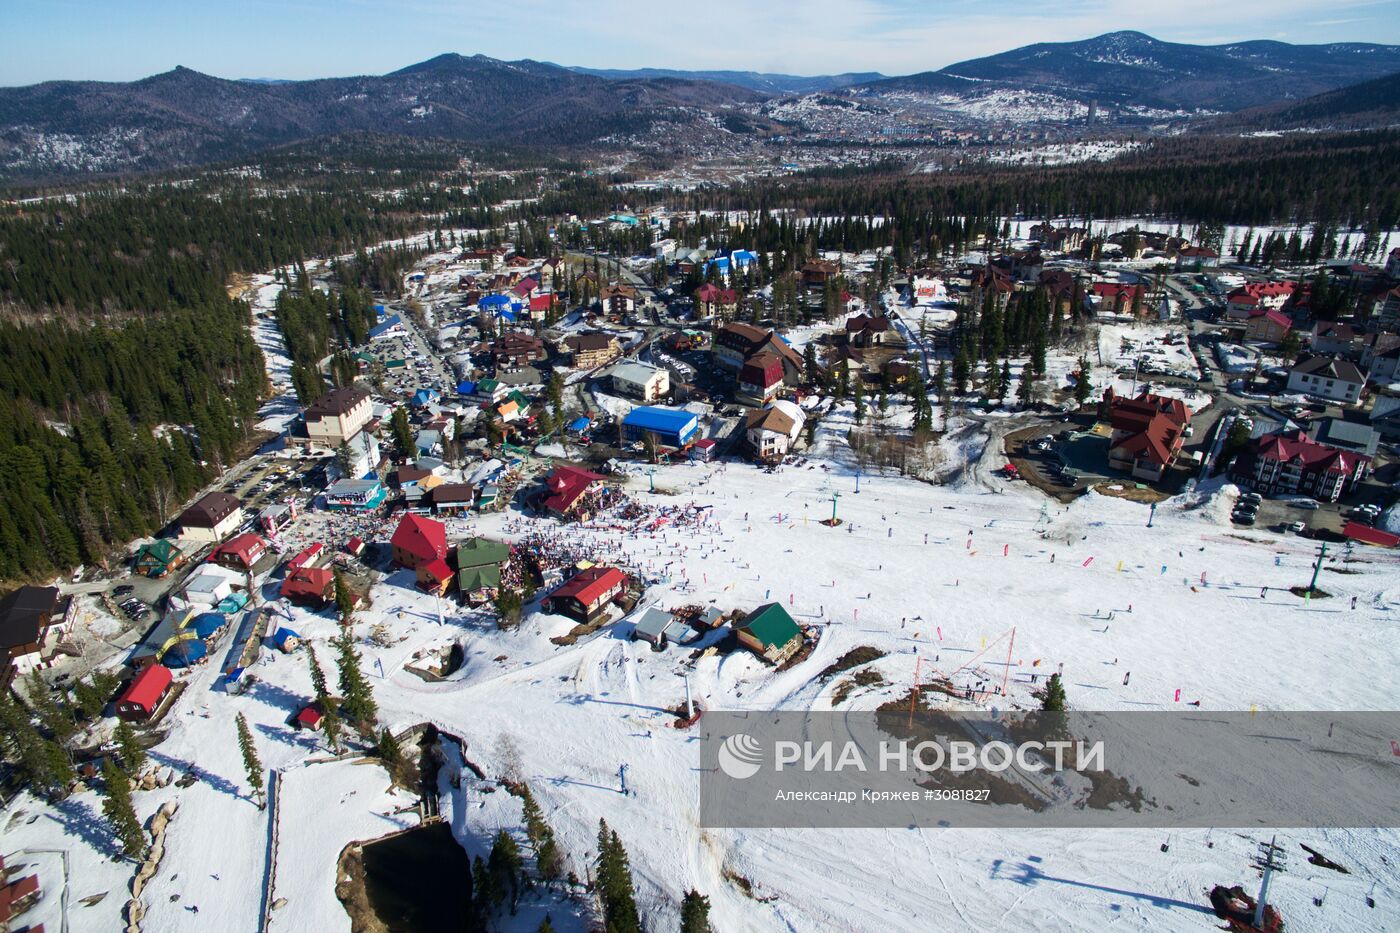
[1285,521,1306,534]
[113,584,135,597]
[1232,512,1256,526]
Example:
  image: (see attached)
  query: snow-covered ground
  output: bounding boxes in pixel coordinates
[10,435,1400,932]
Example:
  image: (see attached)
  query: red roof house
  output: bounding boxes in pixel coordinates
[116,663,174,721]
[1232,429,1371,502]
[294,705,324,730]
[540,466,606,519]
[417,557,454,595]
[280,566,335,606]
[391,514,448,569]
[208,533,268,570]
[541,567,628,622]
[529,294,554,315]
[1103,389,1192,482]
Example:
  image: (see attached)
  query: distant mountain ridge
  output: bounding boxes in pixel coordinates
[860,31,1400,113]
[1212,70,1400,131]
[565,66,883,95]
[7,33,1400,181]
[0,53,765,180]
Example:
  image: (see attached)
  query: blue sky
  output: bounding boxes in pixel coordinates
[6,0,1400,85]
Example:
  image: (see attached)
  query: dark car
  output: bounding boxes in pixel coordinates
[113,584,135,597]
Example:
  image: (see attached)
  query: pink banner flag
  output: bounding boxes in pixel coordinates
[936,626,942,640]
[1174,688,1181,703]
[1082,556,1094,567]
[1003,544,1009,556]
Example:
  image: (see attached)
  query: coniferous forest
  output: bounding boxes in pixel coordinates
[1,129,1398,582]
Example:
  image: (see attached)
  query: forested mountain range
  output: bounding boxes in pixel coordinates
[6,34,1400,182]
[0,54,765,181]
[1211,71,1400,131]
[858,31,1400,112]
[564,66,883,95]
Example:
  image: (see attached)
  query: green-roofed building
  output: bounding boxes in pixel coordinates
[736,603,803,664]
[456,537,511,605]
[133,539,186,578]
[385,358,407,369]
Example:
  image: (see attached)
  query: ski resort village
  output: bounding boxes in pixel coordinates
[4,207,1400,933]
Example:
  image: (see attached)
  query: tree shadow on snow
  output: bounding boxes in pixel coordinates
[47,796,122,859]
[990,856,1213,915]
[148,750,246,802]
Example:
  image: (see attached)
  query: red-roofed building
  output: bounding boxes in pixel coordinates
[539,466,606,519]
[1090,281,1145,315]
[845,313,892,348]
[528,293,555,319]
[542,567,628,623]
[1103,389,1192,482]
[115,663,173,721]
[294,705,324,730]
[512,276,540,299]
[1232,429,1371,501]
[694,283,739,319]
[1226,281,1295,320]
[1174,245,1219,270]
[208,533,268,571]
[737,352,784,406]
[280,566,335,606]
[345,536,365,556]
[1344,521,1399,548]
[0,872,41,923]
[391,514,448,569]
[1244,308,1292,344]
[417,558,454,595]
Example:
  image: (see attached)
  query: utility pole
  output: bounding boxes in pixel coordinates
[830,490,842,523]
[682,672,693,720]
[646,467,657,493]
[1147,501,1157,528]
[854,471,862,494]
[1252,835,1286,929]
[1308,542,1328,594]
[618,763,629,796]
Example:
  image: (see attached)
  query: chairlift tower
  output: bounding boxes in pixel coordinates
[1251,835,1286,929]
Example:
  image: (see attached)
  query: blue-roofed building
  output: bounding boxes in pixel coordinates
[367,315,403,341]
[190,612,227,640]
[622,406,699,448]
[373,303,387,317]
[271,628,302,652]
[567,416,592,437]
[162,636,208,669]
[731,249,758,270]
[412,388,441,408]
[703,256,732,278]
[456,379,477,396]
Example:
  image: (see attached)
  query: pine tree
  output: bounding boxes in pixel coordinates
[26,670,75,743]
[102,760,147,858]
[321,703,343,753]
[333,569,355,624]
[236,713,266,808]
[489,830,523,911]
[114,719,146,774]
[1017,364,1035,408]
[1073,356,1093,407]
[391,407,414,453]
[472,855,497,923]
[307,644,329,699]
[333,629,378,728]
[1042,673,1067,712]
[681,889,712,933]
[997,360,1012,403]
[538,918,556,933]
[595,820,641,933]
[520,784,562,880]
